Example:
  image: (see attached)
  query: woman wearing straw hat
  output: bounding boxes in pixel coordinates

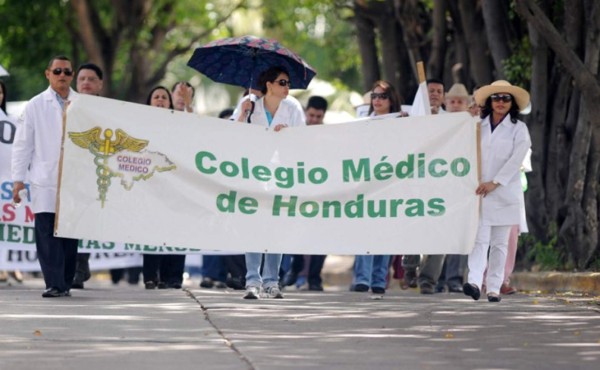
[463,80,531,303]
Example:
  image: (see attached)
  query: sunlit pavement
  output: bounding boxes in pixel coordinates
[1,278,599,370]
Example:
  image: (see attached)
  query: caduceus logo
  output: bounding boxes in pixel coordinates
[69,127,175,207]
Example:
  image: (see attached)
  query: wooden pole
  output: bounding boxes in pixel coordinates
[54,104,69,234]
[416,61,426,83]
[476,122,481,182]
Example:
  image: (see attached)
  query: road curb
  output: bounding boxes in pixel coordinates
[511,271,600,295]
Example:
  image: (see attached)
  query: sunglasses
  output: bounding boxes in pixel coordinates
[371,92,389,100]
[490,94,512,103]
[50,68,74,76]
[274,79,291,87]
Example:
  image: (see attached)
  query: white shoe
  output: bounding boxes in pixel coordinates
[265,286,284,299]
[243,286,261,299]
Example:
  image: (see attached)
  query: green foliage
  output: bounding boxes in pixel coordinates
[261,0,362,90]
[522,223,564,271]
[0,0,79,100]
[588,258,600,272]
[0,0,244,101]
[502,36,532,89]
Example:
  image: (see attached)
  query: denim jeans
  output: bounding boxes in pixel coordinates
[353,255,391,288]
[202,255,227,282]
[245,253,282,289]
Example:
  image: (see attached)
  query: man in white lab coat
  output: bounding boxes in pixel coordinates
[12,55,79,298]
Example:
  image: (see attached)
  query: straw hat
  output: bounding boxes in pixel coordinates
[445,83,469,99]
[474,80,530,111]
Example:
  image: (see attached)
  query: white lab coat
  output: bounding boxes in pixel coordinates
[479,114,531,226]
[232,95,306,127]
[239,97,306,128]
[11,86,77,213]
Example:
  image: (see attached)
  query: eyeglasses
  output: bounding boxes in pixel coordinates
[371,92,389,100]
[50,68,73,76]
[274,79,291,87]
[490,94,512,103]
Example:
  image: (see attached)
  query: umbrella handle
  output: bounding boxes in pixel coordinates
[245,101,255,123]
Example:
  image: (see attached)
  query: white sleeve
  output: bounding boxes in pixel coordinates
[494,122,531,186]
[11,104,35,181]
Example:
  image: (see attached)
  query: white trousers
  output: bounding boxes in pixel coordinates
[467,225,511,295]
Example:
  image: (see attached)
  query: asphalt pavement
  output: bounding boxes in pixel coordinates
[1,277,599,370]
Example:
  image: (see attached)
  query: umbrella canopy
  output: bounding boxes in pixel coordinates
[187,35,316,90]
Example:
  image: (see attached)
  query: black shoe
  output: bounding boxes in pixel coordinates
[372,287,385,294]
[214,281,227,289]
[167,283,182,289]
[403,269,418,288]
[354,284,369,292]
[463,283,481,301]
[42,288,68,298]
[487,293,501,302]
[200,277,214,288]
[282,272,298,287]
[226,277,245,290]
[308,284,324,291]
[419,281,435,294]
[72,281,84,289]
[157,282,167,289]
[144,281,156,289]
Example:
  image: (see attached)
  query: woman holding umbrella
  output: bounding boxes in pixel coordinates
[235,66,305,130]
[233,66,306,299]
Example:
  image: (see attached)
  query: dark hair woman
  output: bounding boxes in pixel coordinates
[0,80,7,114]
[234,66,305,132]
[232,65,306,299]
[367,80,402,116]
[146,86,174,109]
[142,86,182,290]
[463,80,532,303]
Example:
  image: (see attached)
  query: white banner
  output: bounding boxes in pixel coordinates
[1,111,37,253]
[55,95,480,255]
[0,249,142,272]
[1,109,230,271]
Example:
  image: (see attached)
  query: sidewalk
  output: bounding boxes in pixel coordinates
[321,255,600,295]
[511,271,600,295]
[1,278,599,370]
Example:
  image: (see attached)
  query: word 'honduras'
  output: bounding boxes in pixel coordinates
[195,151,471,188]
[218,191,445,218]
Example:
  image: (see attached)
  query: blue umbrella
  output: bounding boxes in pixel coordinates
[187,35,317,90]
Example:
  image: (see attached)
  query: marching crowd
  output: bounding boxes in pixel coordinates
[2,54,531,303]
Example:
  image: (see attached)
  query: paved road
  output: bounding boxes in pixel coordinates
[1,279,599,370]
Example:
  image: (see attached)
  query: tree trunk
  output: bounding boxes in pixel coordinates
[394,0,427,81]
[517,0,600,268]
[428,0,447,79]
[481,0,512,79]
[524,5,550,242]
[446,0,470,86]
[457,0,494,85]
[377,1,403,93]
[568,0,600,268]
[354,5,380,92]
